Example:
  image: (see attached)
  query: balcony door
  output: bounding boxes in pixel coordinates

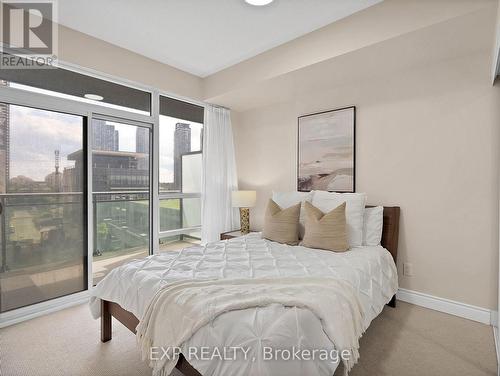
[91,117,151,284]
[0,103,87,312]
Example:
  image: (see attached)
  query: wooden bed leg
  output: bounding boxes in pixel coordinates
[101,300,112,342]
[387,295,397,308]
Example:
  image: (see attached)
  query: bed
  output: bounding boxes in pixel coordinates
[90,206,400,376]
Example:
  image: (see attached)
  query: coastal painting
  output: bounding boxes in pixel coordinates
[298,106,355,192]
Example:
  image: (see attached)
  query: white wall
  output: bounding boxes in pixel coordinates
[58,25,203,100]
[232,50,500,310]
[205,0,494,103]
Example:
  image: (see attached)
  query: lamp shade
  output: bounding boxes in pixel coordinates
[232,191,257,208]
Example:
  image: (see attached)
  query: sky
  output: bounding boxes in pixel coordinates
[4,105,202,184]
[159,115,202,184]
[8,105,83,181]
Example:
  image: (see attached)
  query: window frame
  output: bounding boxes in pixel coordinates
[0,58,206,326]
[0,101,88,313]
[157,97,204,243]
[90,114,153,285]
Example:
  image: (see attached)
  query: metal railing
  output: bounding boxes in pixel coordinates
[0,192,85,271]
[0,191,201,273]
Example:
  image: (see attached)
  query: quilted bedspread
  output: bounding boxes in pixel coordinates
[90,233,398,376]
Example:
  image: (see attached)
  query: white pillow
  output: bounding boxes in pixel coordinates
[363,206,383,246]
[311,191,366,247]
[272,191,313,239]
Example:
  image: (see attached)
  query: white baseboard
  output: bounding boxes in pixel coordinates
[397,288,494,325]
[492,310,499,328]
[0,287,495,329]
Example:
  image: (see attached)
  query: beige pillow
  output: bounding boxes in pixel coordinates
[262,199,301,245]
[301,201,349,252]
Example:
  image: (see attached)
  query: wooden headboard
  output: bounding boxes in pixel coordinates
[376,206,400,263]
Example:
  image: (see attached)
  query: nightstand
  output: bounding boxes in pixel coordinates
[220,230,257,240]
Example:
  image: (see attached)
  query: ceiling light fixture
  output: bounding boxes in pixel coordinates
[245,0,274,6]
[84,93,104,101]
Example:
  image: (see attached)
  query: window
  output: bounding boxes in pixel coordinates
[159,96,204,249]
[0,60,206,322]
[0,103,87,312]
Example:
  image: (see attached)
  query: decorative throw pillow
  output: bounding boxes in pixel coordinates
[311,191,366,247]
[301,201,349,252]
[262,199,301,245]
[272,191,313,239]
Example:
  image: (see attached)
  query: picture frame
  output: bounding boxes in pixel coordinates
[297,106,355,192]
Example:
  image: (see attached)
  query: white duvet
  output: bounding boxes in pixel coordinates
[90,233,398,376]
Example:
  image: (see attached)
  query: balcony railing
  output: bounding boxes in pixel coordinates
[0,192,88,312]
[0,192,85,274]
[0,191,201,274]
[92,190,200,283]
[158,191,201,240]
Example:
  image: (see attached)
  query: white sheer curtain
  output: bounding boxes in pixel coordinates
[201,105,239,243]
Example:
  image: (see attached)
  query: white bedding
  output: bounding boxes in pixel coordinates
[90,233,398,376]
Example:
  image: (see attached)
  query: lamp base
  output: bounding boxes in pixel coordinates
[239,207,250,234]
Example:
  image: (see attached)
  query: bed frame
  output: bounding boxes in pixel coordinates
[100,206,400,376]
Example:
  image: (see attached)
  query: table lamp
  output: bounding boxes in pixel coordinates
[231,191,257,234]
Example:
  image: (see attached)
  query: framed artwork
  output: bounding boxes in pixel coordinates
[297,106,355,192]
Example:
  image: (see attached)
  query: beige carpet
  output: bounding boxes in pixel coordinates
[0,301,496,376]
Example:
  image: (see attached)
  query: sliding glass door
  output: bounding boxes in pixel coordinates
[91,118,151,284]
[0,103,87,312]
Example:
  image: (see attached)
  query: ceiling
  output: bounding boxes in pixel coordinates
[57,0,382,77]
[209,6,494,111]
